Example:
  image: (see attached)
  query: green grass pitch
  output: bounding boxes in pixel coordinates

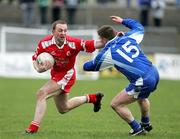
[0,77,180,139]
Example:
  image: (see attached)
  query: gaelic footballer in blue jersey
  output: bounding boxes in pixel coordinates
[83,16,159,136]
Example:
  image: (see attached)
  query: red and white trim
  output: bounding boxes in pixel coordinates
[31,121,40,127]
[57,68,74,90]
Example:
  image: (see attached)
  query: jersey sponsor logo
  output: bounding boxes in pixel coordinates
[66,51,71,56]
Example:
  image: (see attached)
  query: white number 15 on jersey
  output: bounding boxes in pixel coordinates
[116,41,140,63]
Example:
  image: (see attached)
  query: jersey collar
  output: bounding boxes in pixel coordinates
[52,36,68,49]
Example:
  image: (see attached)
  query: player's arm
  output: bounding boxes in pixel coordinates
[110,15,144,31]
[110,15,144,44]
[80,39,104,52]
[84,48,113,71]
[69,35,104,53]
[83,51,104,71]
[83,60,98,71]
[94,40,105,49]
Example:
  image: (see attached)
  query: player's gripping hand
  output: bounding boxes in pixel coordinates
[110,15,123,24]
[33,60,53,73]
[39,60,53,71]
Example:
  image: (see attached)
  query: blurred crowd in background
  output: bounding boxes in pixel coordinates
[0,0,179,28]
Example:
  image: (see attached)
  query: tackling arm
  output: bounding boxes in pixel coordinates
[83,47,113,72]
[83,50,104,72]
[94,40,105,49]
[83,60,99,71]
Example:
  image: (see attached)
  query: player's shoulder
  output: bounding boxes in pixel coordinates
[40,34,53,42]
[66,35,81,43]
[38,34,54,48]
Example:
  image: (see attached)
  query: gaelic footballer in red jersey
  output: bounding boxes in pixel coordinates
[33,35,95,72]
[25,20,104,134]
[32,35,96,92]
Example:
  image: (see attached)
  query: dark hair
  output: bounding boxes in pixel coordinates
[52,20,67,30]
[97,25,116,40]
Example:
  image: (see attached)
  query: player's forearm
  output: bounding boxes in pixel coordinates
[122,18,144,32]
[83,61,99,71]
[94,40,104,49]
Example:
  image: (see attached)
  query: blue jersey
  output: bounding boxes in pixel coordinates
[84,18,157,83]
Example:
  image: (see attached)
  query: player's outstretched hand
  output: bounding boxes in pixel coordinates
[110,15,123,24]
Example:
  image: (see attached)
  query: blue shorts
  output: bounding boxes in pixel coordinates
[125,66,159,99]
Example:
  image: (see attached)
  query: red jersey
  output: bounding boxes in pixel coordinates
[32,34,95,93]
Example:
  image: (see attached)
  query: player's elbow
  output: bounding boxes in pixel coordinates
[137,24,144,33]
[83,63,91,71]
[83,62,96,71]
